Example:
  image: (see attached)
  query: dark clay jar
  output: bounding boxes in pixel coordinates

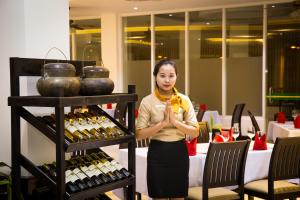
[36,63,80,97]
[80,65,114,95]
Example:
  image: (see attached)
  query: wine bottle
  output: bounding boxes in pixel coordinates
[67,160,96,189]
[40,162,80,193]
[83,112,112,139]
[74,112,104,140]
[72,156,104,186]
[82,155,112,184]
[84,154,117,182]
[98,151,131,178]
[66,113,95,140]
[64,116,88,141]
[90,153,123,180]
[41,116,76,143]
[65,169,81,193]
[39,163,57,179]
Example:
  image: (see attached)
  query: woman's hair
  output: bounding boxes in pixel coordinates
[153,59,177,77]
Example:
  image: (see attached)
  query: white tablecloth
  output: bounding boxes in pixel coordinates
[114,142,274,198]
[267,121,300,142]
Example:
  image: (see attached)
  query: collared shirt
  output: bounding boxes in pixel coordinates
[136,93,198,142]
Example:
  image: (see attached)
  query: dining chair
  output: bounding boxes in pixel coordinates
[197,121,209,143]
[114,102,128,127]
[188,140,250,200]
[231,103,245,134]
[244,137,300,200]
[247,110,260,133]
[196,108,206,122]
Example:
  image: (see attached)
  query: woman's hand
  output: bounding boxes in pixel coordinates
[168,103,177,126]
[161,101,171,127]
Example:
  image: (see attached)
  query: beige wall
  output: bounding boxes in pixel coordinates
[0,0,69,166]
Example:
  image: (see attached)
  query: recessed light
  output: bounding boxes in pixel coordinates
[133,6,138,10]
[206,22,210,25]
[169,14,173,17]
[271,5,275,8]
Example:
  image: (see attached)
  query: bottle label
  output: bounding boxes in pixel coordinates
[66,125,77,133]
[111,161,123,171]
[93,168,102,176]
[65,170,72,177]
[100,166,110,174]
[88,164,96,171]
[67,174,79,183]
[84,170,95,178]
[106,163,117,172]
[76,171,88,180]
[72,168,81,175]
[96,162,103,169]
[80,166,88,172]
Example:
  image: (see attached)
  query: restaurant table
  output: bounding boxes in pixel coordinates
[114,142,274,199]
[267,121,300,142]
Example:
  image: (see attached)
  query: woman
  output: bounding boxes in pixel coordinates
[136,59,199,200]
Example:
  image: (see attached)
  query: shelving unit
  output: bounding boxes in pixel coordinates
[8,57,137,200]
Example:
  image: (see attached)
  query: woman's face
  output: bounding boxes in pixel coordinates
[155,64,177,92]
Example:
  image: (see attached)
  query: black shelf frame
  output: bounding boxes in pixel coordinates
[8,57,137,200]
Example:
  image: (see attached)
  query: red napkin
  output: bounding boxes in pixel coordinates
[253,133,267,150]
[135,108,139,119]
[213,134,225,143]
[294,115,300,128]
[277,111,286,123]
[200,104,207,111]
[185,137,197,156]
[107,103,112,109]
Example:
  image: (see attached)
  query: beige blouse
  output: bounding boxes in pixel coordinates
[136,93,198,142]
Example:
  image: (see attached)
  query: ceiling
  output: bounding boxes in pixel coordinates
[69,0,281,18]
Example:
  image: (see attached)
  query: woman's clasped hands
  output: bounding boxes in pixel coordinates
[161,100,177,127]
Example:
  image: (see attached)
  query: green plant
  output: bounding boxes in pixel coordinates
[0,162,12,200]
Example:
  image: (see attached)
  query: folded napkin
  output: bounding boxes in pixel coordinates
[294,115,300,129]
[200,104,207,111]
[213,134,225,143]
[185,137,197,156]
[253,133,267,150]
[277,111,286,123]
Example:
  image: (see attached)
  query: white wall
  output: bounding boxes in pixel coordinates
[0,0,69,167]
[101,13,122,92]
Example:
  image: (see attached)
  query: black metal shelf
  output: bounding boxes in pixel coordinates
[21,154,135,200]
[9,57,136,200]
[19,106,135,152]
[8,93,137,107]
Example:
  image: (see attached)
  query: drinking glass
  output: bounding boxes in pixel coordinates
[247,126,255,141]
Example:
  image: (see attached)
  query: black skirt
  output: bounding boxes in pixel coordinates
[147,139,189,198]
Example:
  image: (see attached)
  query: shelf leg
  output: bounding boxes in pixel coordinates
[55,106,66,200]
[11,106,21,200]
[127,85,136,199]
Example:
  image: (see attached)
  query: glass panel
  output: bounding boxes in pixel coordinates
[189,9,222,113]
[266,2,300,121]
[70,19,102,65]
[123,15,151,105]
[226,6,263,116]
[155,13,185,93]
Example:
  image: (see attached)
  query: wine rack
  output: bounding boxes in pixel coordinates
[8,57,137,200]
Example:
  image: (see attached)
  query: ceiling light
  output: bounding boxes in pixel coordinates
[206,22,210,25]
[271,5,275,8]
[169,14,173,17]
[133,6,138,10]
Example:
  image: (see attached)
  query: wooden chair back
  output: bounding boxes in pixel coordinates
[203,140,250,199]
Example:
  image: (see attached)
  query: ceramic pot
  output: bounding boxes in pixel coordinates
[80,65,114,95]
[36,63,80,97]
